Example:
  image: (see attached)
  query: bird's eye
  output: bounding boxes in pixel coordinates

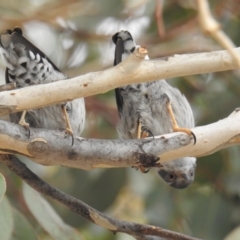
[166,173,176,182]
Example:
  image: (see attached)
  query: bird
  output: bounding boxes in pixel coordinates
[112,30,196,189]
[0,27,85,141]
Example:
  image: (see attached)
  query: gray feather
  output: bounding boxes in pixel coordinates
[113,30,196,189]
[0,27,85,136]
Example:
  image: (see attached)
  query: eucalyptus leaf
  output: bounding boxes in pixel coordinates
[22,183,83,240]
[224,227,240,240]
[0,197,14,240]
[11,208,38,240]
[0,173,6,203]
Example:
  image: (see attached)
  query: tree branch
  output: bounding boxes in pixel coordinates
[0,82,16,92]
[197,0,240,66]
[0,47,239,116]
[0,119,189,169]
[0,108,239,169]
[0,154,202,240]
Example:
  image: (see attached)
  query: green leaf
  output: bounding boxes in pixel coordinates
[0,197,14,240]
[224,227,240,240]
[11,208,38,240]
[0,173,6,203]
[22,183,84,240]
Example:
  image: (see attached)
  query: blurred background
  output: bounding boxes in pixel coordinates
[0,0,240,239]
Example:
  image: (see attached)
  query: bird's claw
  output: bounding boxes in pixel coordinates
[65,128,74,146]
[141,128,154,139]
[173,127,196,145]
[190,131,196,145]
[134,152,161,174]
[166,101,196,145]
[18,111,30,137]
[135,165,150,173]
[19,119,30,138]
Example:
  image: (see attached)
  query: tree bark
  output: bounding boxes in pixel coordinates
[0,47,239,116]
[0,108,239,169]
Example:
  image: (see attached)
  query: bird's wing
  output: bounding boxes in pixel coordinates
[0,27,65,85]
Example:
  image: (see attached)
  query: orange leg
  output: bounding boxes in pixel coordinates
[136,120,152,173]
[18,111,28,128]
[61,105,74,145]
[18,110,30,137]
[167,101,196,143]
[137,119,142,139]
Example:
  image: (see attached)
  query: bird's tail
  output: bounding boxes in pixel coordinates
[112,30,137,114]
[112,30,137,66]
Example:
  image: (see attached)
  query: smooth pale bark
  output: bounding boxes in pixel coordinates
[0,109,239,169]
[0,47,239,116]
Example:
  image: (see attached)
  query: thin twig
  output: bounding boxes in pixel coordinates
[197,0,240,67]
[155,0,166,38]
[0,154,202,240]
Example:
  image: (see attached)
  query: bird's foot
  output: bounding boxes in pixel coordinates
[173,126,196,145]
[141,127,154,139]
[19,120,30,138]
[65,128,74,146]
[135,165,150,173]
[141,131,149,139]
[62,104,75,146]
[134,152,161,173]
[166,99,196,145]
[18,111,30,137]
[137,119,154,139]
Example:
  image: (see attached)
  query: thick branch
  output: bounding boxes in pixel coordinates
[0,47,239,116]
[0,119,190,169]
[0,109,239,169]
[0,155,201,240]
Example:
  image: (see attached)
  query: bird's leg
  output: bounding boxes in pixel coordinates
[18,111,30,137]
[135,119,153,173]
[141,127,151,138]
[137,119,142,139]
[137,120,152,139]
[61,104,74,145]
[166,100,196,144]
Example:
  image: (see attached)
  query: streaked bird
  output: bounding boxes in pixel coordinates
[0,27,85,140]
[112,30,196,189]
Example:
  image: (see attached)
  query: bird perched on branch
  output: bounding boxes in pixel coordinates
[112,30,196,189]
[0,27,85,142]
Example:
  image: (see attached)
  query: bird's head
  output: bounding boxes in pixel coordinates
[157,157,196,189]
